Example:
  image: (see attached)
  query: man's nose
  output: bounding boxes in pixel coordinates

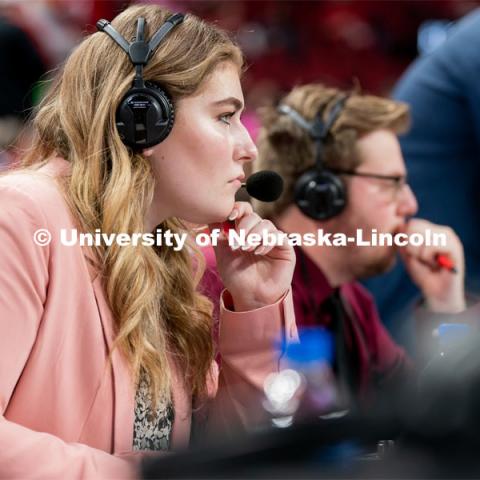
[397,183,418,217]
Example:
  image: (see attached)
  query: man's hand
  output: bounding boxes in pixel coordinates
[399,219,465,313]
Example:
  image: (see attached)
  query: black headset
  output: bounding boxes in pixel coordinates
[277,95,348,221]
[96,13,184,150]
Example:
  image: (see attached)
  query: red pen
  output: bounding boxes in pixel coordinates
[435,253,458,274]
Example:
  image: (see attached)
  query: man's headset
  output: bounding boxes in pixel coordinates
[277,95,349,221]
[96,13,184,150]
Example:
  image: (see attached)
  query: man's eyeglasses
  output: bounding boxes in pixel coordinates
[330,168,408,198]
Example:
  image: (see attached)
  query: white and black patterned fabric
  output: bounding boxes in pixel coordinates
[133,373,174,451]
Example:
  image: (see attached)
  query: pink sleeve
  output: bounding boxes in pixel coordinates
[0,185,138,479]
[0,418,139,479]
[205,288,298,438]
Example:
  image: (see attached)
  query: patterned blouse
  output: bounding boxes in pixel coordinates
[133,373,174,451]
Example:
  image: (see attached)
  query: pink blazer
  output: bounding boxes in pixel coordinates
[0,158,297,479]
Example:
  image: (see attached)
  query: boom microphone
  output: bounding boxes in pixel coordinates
[221,170,284,234]
[242,170,284,202]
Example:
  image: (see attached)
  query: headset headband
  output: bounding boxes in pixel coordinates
[96,13,184,63]
[277,95,349,172]
[97,13,184,89]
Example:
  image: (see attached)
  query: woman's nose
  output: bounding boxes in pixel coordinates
[235,124,258,164]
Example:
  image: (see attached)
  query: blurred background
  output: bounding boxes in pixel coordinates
[1,0,479,147]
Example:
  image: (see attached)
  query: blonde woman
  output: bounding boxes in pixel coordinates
[0,5,296,478]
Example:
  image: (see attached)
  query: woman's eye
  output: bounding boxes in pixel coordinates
[219,112,235,125]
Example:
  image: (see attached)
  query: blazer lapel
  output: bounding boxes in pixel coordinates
[83,248,191,453]
[83,244,135,454]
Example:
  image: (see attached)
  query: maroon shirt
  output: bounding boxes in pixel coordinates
[291,247,413,405]
[200,245,413,408]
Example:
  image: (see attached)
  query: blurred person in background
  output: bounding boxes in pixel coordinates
[363,8,480,355]
[252,83,467,410]
[202,82,466,412]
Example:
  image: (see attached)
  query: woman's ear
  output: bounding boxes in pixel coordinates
[142,148,154,157]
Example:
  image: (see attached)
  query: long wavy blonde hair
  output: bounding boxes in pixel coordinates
[21,4,243,406]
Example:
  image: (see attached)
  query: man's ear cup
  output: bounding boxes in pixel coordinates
[294,169,346,221]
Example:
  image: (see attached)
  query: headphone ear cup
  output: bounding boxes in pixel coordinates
[294,169,346,221]
[116,81,174,149]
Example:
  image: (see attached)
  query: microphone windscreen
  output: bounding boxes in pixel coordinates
[245,170,284,202]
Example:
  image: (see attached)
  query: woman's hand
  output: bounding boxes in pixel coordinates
[209,202,295,311]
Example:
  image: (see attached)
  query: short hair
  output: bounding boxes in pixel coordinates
[254,84,410,219]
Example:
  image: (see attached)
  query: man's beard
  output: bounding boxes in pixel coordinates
[354,246,398,280]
